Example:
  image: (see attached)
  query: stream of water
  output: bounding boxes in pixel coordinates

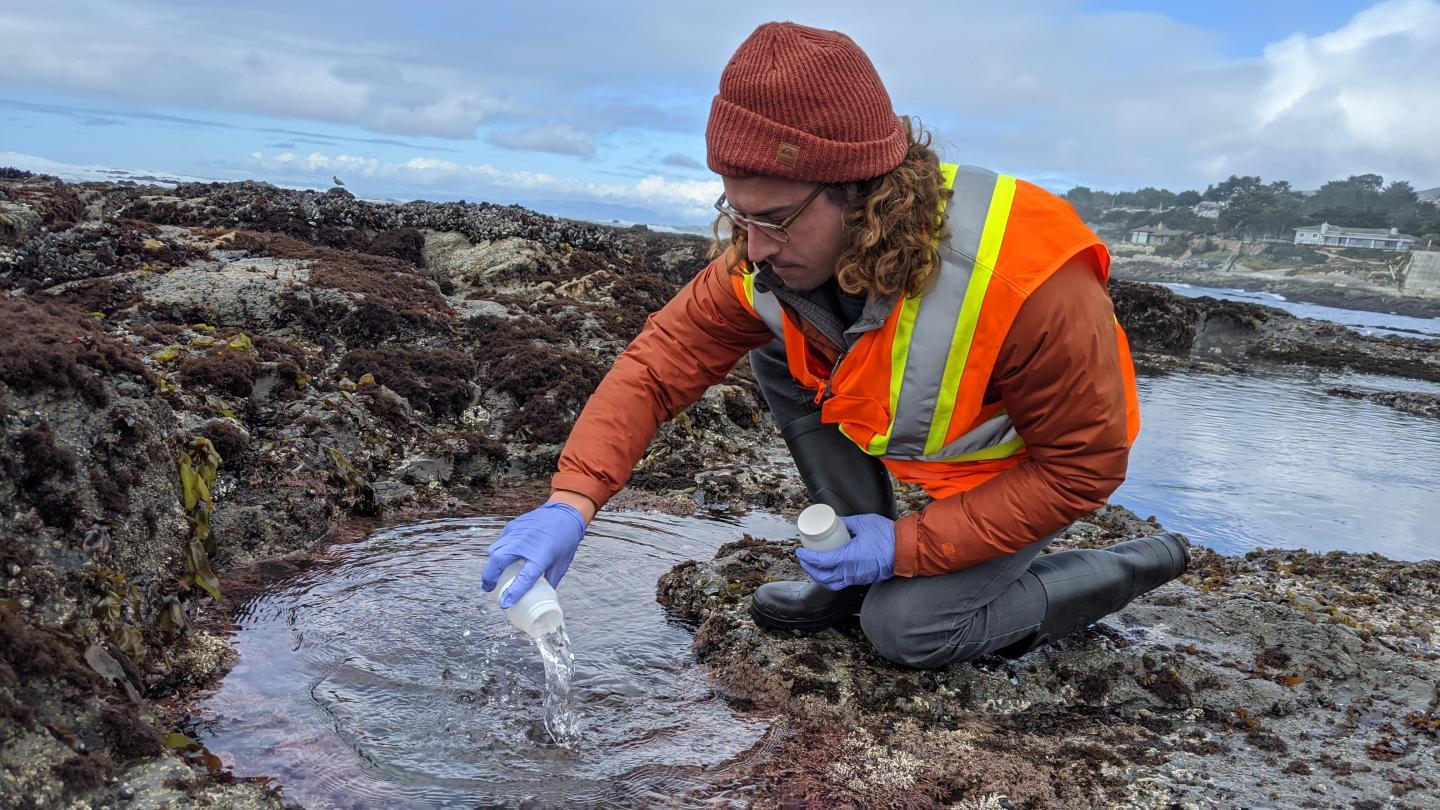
[535,626,578,745]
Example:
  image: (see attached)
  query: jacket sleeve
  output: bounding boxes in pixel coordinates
[550,257,775,509]
[892,253,1133,576]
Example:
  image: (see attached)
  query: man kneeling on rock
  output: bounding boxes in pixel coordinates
[483,21,1189,668]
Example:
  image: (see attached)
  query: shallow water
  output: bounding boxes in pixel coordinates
[1117,367,1440,561]
[1157,282,1440,340]
[194,512,796,809]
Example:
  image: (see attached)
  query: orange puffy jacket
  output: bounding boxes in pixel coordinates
[552,176,1136,577]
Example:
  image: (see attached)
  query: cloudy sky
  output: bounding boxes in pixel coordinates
[2,0,1437,224]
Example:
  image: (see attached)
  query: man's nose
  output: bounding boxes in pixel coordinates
[745,225,781,265]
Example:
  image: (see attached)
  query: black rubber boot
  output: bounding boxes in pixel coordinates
[750,413,897,633]
[995,532,1191,658]
[776,412,897,520]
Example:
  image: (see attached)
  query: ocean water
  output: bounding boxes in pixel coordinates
[1117,367,1440,560]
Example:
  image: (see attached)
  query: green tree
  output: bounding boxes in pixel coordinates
[1381,180,1418,207]
[1120,187,1177,210]
[1309,207,1388,228]
[1378,180,1420,225]
[1219,180,1302,239]
[1175,190,1203,207]
[1204,175,1263,201]
[1063,186,1115,221]
[1307,174,1384,214]
[1402,204,1440,246]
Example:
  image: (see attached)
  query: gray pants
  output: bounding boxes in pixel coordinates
[751,340,1051,668]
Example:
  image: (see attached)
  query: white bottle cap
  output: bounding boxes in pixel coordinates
[797,503,851,552]
[496,561,566,639]
[797,503,837,543]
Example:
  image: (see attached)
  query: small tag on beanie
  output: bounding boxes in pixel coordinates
[776,143,799,167]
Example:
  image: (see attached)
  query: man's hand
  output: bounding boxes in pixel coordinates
[795,513,896,590]
[481,502,587,608]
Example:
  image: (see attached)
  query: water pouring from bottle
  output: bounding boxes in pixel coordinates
[495,561,580,745]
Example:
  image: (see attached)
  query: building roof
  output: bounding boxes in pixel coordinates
[1131,225,1187,236]
[1294,224,1418,241]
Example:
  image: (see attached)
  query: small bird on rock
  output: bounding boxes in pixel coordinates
[332,176,345,187]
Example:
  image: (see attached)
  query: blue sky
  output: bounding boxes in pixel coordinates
[3,0,1436,224]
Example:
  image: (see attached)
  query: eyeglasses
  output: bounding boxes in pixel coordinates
[713,184,828,244]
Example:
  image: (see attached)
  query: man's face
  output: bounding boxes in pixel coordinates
[721,175,846,292]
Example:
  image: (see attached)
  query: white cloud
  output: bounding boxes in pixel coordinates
[486,125,596,158]
[244,150,721,219]
[0,2,518,139]
[859,0,1440,190]
[1245,0,1440,186]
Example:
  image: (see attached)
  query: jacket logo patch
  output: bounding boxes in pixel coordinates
[776,143,799,167]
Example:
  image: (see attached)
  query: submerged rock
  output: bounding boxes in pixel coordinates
[1326,386,1440,420]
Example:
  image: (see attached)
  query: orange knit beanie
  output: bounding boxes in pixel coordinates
[706,22,907,182]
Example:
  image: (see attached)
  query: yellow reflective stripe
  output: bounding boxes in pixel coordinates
[838,423,882,456]
[937,434,1026,463]
[864,294,923,455]
[742,270,757,309]
[924,174,1016,456]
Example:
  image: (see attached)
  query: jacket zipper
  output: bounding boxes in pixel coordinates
[821,348,849,403]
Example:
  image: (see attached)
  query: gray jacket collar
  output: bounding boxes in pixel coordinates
[753,263,897,350]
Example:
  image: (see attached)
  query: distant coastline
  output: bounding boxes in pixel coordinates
[1111,254,1440,319]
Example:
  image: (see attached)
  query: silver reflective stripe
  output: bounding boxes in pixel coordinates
[751,288,785,338]
[883,165,999,456]
[923,411,1018,462]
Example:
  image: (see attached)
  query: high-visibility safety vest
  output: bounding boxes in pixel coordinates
[731,163,1141,499]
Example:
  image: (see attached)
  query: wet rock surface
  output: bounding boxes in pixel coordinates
[1112,279,1440,382]
[1326,386,1440,420]
[1,169,1436,807]
[657,507,1440,807]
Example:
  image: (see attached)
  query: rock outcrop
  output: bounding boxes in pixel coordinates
[657,508,1440,807]
[1112,278,1440,382]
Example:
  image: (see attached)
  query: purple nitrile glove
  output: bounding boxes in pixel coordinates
[481,502,586,608]
[794,513,896,590]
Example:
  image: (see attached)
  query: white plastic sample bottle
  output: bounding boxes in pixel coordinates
[796,503,852,552]
[494,561,565,638]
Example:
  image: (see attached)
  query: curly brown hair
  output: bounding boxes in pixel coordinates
[711,117,952,298]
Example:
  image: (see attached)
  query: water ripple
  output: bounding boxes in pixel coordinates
[195,512,795,808]
[1116,369,1440,559]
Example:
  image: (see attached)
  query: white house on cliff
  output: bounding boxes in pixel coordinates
[1293,223,1417,251]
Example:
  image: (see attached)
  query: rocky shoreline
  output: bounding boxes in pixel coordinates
[1112,255,1440,321]
[1,170,1436,807]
